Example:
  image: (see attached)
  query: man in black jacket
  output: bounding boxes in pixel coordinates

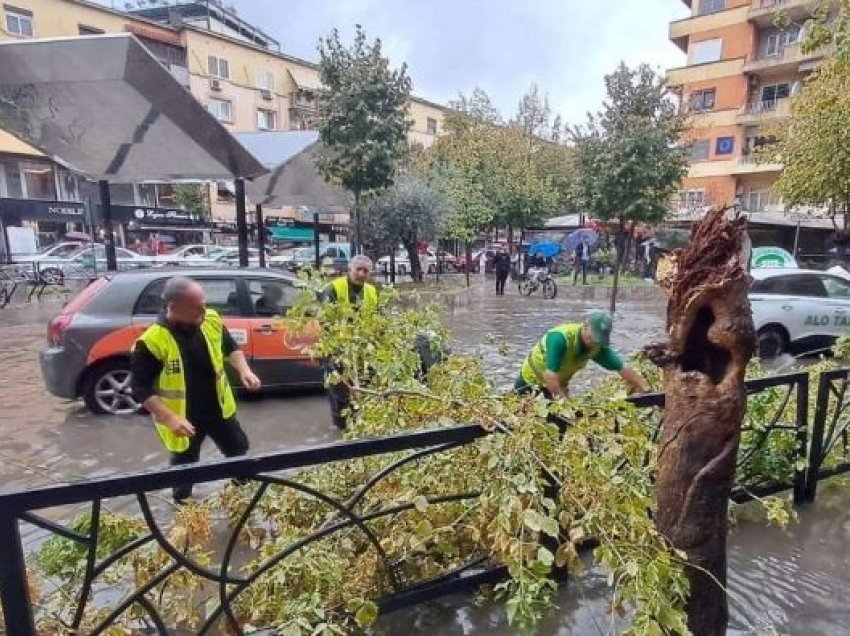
[493,245,511,295]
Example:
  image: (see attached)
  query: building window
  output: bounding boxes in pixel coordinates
[745,190,780,213]
[56,169,80,202]
[761,26,801,58]
[715,136,735,155]
[257,109,277,130]
[689,38,722,65]
[109,183,136,206]
[156,184,178,208]
[0,159,22,198]
[207,98,232,122]
[690,139,711,162]
[4,5,33,37]
[21,162,56,200]
[698,0,725,16]
[679,190,705,208]
[207,55,230,79]
[760,82,791,105]
[689,89,716,112]
[426,117,438,135]
[256,70,275,91]
[78,24,104,35]
[137,183,157,207]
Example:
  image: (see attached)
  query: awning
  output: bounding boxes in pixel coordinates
[0,127,43,158]
[0,34,266,182]
[235,131,351,210]
[267,226,314,242]
[287,67,323,92]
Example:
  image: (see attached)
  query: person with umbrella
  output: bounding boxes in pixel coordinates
[574,235,592,285]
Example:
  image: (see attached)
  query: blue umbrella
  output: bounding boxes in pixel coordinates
[526,241,561,258]
[565,228,599,252]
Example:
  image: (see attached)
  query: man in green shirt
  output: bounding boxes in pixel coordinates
[515,312,650,399]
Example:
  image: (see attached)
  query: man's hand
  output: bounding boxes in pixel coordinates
[228,351,262,391]
[620,367,651,394]
[164,413,195,437]
[240,369,262,391]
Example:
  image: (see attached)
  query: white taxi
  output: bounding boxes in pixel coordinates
[750,268,850,357]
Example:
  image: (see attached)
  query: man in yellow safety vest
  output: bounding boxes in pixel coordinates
[131,276,261,502]
[321,254,378,428]
[515,312,650,399]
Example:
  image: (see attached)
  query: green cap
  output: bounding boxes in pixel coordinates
[586,312,613,347]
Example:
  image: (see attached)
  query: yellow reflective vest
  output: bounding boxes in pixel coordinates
[520,323,599,389]
[136,309,237,452]
[330,276,378,311]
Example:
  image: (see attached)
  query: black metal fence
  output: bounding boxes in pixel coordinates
[1,368,849,634]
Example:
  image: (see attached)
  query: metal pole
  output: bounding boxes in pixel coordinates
[313,212,321,270]
[98,180,117,271]
[255,204,266,268]
[465,241,471,288]
[793,374,810,505]
[793,219,801,257]
[235,179,248,267]
[0,516,35,635]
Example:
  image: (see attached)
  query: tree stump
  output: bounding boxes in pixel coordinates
[646,207,755,635]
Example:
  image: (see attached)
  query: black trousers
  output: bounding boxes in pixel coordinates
[170,417,250,501]
[495,270,509,295]
[574,261,588,285]
[324,364,351,429]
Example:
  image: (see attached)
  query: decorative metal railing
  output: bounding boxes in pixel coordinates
[0,369,844,634]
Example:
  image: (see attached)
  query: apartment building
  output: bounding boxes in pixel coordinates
[667,0,833,215]
[0,0,447,235]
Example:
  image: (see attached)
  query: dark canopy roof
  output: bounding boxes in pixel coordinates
[234,131,350,211]
[0,34,265,182]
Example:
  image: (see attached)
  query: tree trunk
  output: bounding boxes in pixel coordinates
[465,242,471,288]
[646,207,755,636]
[609,223,627,314]
[350,191,361,257]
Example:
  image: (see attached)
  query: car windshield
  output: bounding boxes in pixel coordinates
[41,243,80,258]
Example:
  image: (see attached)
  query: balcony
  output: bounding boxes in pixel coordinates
[669,4,751,51]
[667,58,747,87]
[737,97,792,123]
[744,43,826,75]
[730,155,784,174]
[749,0,820,28]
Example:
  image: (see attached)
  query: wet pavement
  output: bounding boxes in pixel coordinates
[2,280,850,634]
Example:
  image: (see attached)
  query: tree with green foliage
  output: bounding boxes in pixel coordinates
[172,184,209,219]
[570,63,688,313]
[316,25,413,254]
[362,172,449,282]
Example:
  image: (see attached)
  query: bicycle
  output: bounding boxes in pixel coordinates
[518,267,558,299]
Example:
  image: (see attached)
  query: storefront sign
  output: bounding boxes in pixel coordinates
[751,246,798,269]
[0,197,86,222]
[104,205,201,225]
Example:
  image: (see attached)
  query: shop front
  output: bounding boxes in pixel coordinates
[105,205,213,254]
[0,197,89,260]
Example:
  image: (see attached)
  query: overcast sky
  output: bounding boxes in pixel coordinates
[223,0,690,125]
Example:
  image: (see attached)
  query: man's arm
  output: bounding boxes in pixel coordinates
[222,326,261,390]
[130,341,195,437]
[619,367,651,394]
[594,348,651,394]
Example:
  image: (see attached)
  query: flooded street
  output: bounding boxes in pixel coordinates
[1,280,849,634]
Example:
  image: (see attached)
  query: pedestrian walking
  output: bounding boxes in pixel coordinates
[574,236,591,285]
[130,276,261,503]
[322,254,379,429]
[514,312,649,400]
[493,245,511,295]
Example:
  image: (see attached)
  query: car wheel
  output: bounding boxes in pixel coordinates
[82,360,142,415]
[542,279,558,300]
[757,327,787,359]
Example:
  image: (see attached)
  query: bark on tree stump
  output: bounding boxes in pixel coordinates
[646,207,755,636]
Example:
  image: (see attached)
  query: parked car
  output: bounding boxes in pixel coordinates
[750,268,850,357]
[269,243,350,275]
[153,244,227,266]
[378,248,438,275]
[13,241,86,264]
[39,268,322,415]
[35,245,155,283]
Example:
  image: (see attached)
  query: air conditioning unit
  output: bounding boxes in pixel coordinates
[260,89,273,101]
[210,78,222,91]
